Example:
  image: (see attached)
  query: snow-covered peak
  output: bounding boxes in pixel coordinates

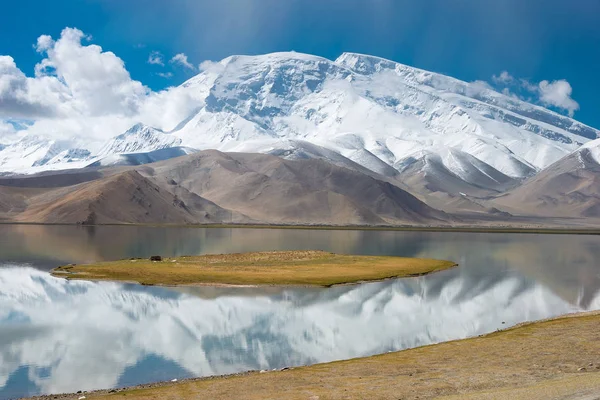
[97,123,182,157]
[196,52,351,124]
[223,51,333,65]
[170,52,600,179]
[336,52,413,75]
[0,135,84,172]
[2,52,599,181]
[337,52,598,140]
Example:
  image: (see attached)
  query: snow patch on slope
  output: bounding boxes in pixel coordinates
[88,146,198,167]
[397,147,518,191]
[579,138,600,165]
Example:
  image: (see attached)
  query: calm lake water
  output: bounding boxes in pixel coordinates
[1,225,599,399]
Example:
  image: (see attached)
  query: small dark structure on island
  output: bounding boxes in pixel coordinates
[150,255,162,261]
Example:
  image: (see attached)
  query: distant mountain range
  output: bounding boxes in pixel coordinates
[0,52,599,226]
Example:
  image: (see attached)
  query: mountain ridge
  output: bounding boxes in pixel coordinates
[1,51,600,225]
[3,51,598,176]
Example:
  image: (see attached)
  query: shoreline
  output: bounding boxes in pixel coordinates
[2,221,600,235]
[24,310,600,400]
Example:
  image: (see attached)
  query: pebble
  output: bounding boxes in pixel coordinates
[171,378,178,382]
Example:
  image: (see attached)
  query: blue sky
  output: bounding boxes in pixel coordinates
[0,0,599,128]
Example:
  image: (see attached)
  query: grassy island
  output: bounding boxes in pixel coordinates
[51,250,456,287]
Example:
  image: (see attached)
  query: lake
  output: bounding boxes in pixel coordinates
[1,225,599,399]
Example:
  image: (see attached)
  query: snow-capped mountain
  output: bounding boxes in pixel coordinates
[1,52,598,191]
[169,52,598,180]
[0,123,187,174]
[96,123,182,157]
[0,135,83,172]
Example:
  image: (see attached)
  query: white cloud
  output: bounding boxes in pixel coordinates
[0,55,67,119]
[0,120,22,143]
[198,60,225,74]
[157,72,173,79]
[462,79,495,99]
[39,28,148,117]
[492,71,514,85]
[538,80,579,117]
[171,53,195,70]
[148,51,164,66]
[0,121,15,134]
[519,78,538,93]
[35,35,54,53]
[490,71,580,117]
[0,28,205,146]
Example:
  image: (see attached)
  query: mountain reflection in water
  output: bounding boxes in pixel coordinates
[0,264,598,399]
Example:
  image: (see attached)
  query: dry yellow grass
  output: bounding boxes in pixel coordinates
[34,312,600,400]
[51,250,456,286]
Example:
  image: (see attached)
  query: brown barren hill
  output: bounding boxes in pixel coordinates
[144,150,451,225]
[495,145,600,218]
[16,170,236,224]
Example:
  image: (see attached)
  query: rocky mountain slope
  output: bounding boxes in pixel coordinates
[143,150,449,225]
[0,151,450,226]
[13,169,239,224]
[494,139,600,218]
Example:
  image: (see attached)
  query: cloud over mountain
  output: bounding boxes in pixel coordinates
[490,70,580,117]
[0,28,204,146]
